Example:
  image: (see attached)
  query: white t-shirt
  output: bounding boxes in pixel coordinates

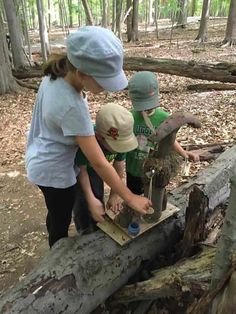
[25,76,94,188]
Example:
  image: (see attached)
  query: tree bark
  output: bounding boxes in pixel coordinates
[2,0,28,70]
[112,247,218,303]
[222,0,236,46]
[195,0,211,43]
[210,176,236,289]
[36,0,50,62]
[124,57,236,83]
[0,14,19,94]
[0,219,180,314]
[81,0,94,25]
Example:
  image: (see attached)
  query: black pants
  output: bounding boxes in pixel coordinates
[73,169,104,234]
[38,184,77,247]
[126,172,144,195]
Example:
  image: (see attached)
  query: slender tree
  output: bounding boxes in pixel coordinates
[154,0,159,38]
[81,0,94,25]
[196,0,211,42]
[222,0,236,46]
[126,0,132,41]
[101,0,108,27]
[129,0,139,42]
[36,0,50,62]
[148,0,153,25]
[2,0,28,70]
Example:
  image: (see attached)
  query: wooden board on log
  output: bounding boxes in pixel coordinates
[98,203,180,246]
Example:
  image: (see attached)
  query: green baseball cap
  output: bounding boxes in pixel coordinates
[128,71,159,111]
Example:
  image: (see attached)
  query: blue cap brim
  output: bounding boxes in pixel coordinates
[94,70,128,92]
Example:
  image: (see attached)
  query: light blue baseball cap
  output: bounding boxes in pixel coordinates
[66,26,128,92]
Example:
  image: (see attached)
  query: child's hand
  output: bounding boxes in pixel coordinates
[126,195,152,215]
[107,194,123,214]
[187,151,200,162]
[88,198,105,223]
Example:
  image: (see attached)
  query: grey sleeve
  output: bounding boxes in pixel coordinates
[61,104,95,137]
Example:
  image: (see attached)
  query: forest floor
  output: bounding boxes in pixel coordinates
[0,19,235,297]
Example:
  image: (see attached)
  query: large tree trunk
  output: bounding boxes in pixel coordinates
[0,14,19,94]
[2,0,28,70]
[222,0,236,46]
[195,0,211,43]
[124,57,236,83]
[0,146,235,313]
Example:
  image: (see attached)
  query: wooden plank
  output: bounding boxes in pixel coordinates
[97,203,180,245]
[97,217,132,246]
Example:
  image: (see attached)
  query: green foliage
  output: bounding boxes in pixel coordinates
[210,0,230,17]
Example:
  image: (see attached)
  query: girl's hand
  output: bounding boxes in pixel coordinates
[187,151,200,162]
[88,198,105,223]
[107,194,123,214]
[126,194,152,215]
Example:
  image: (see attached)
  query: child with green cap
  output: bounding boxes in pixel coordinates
[73,103,138,234]
[126,71,199,195]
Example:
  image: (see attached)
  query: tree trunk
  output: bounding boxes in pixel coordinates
[81,0,94,25]
[36,0,50,62]
[222,0,236,46]
[124,57,236,83]
[115,0,123,39]
[126,0,133,41]
[148,0,153,25]
[2,0,28,70]
[154,0,159,39]
[0,14,19,94]
[0,145,236,313]
[176,0,188,28]
[131,0,139,42]
[101,0,108,27]
[195,0,211,43]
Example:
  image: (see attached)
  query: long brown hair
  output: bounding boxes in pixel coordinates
[43,54,76,80]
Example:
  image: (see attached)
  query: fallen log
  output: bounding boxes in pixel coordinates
[111,247,218,304]
[168,144,236,214]
[0,146,236,314]
[124,57,236,83]
[13,58,236,84]
[0,219,180,314]
[187,83,236,91]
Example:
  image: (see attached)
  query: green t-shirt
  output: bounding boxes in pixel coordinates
[75,142,126,175]
[126,108,169,177]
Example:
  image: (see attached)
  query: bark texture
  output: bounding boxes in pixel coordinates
[124,57,236,83]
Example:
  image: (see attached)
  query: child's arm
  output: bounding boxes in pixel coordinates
[78,166,105,223]
[107,160,124,213]
[76,135,151,215]
[174,140,200,162]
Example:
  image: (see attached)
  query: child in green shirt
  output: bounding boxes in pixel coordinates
[74,103,138,234]
[126,71,199,195]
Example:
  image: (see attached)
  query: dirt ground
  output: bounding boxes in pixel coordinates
[0,20,235,295]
